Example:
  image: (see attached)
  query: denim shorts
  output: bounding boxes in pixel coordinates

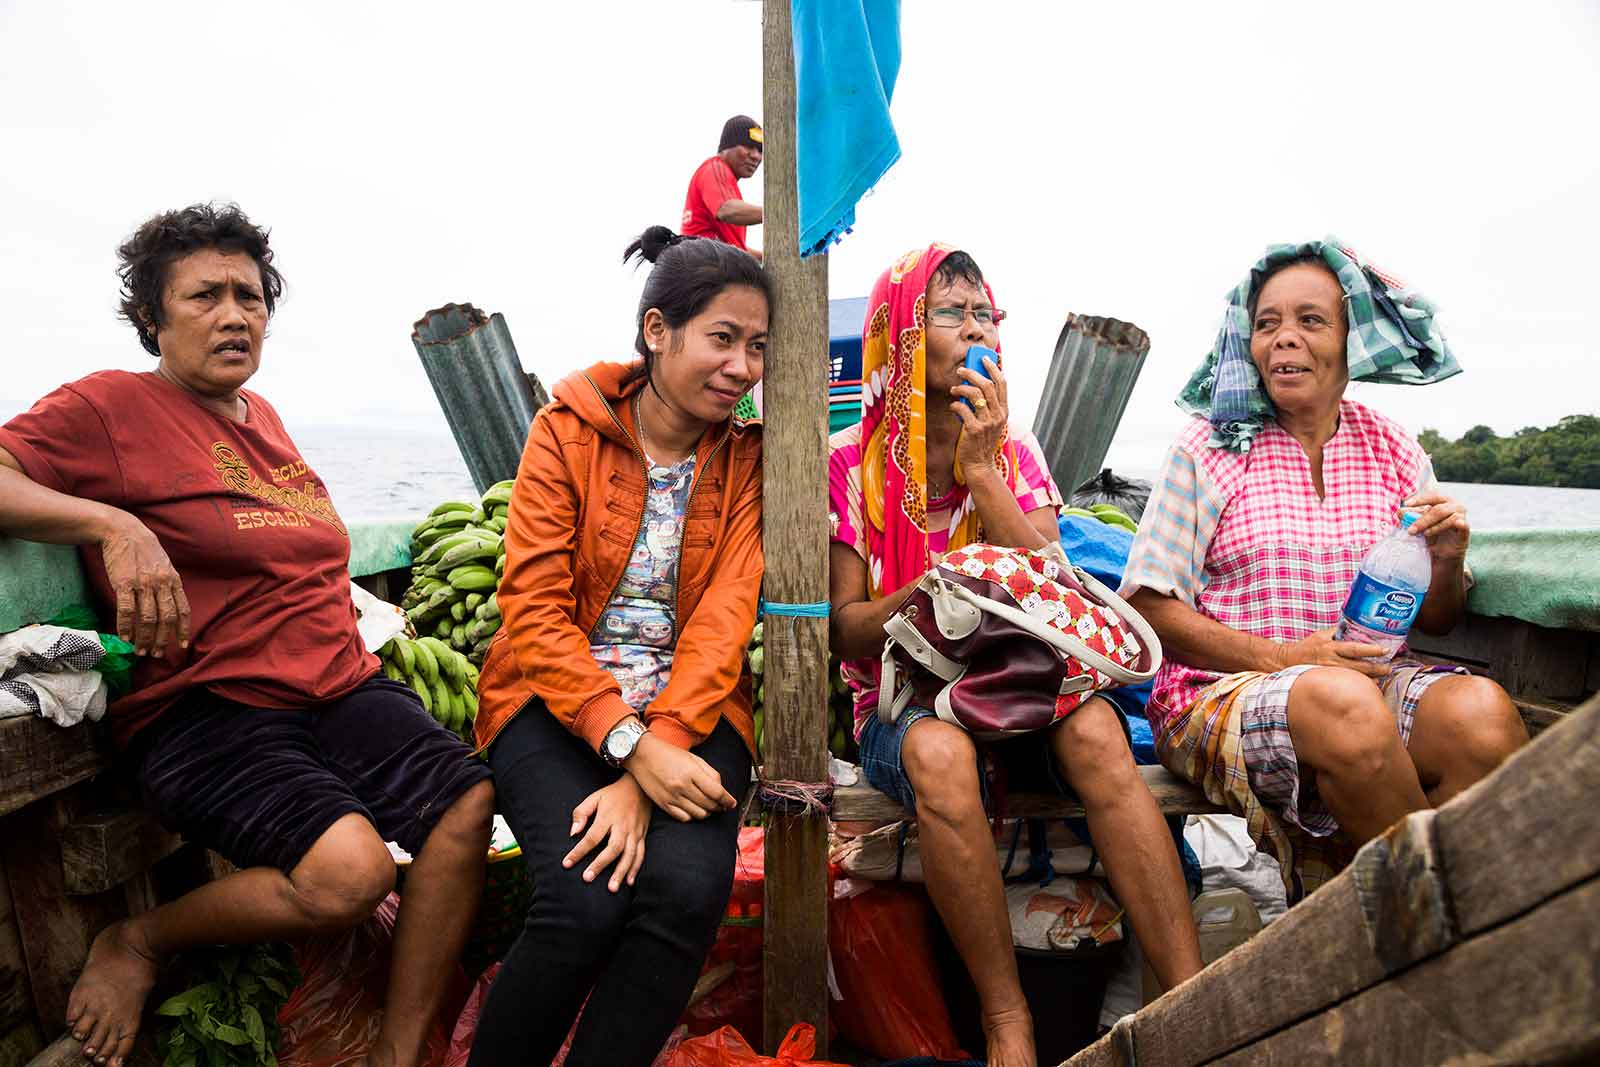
[857,688,1139,811]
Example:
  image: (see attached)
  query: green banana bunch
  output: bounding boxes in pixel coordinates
[380,635,479,743]
[399,482,517,666]
[1061,503,1139,534]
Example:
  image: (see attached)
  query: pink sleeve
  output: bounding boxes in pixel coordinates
[827,432,867,560]
[1010,429,1064,514]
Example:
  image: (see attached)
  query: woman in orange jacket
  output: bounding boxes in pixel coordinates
[467,227,768,1067]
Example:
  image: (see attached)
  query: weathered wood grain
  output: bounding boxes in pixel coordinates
[2,795,125,1037]
[0,917,31,1039]
[1437,691,1598,937]
[832,764,1222,823]
[0,720,109,821]
[0,1022,44,1067]
[1495,618,1591,701]
[1205,877,1600,1066]
[1060,696,1600,1067]
[0,862,29,1036]
[22,1033,158,1067]
[758,0,833,1054]
[59,811,183,897]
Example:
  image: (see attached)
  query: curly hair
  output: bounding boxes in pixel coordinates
[117,203,285,357]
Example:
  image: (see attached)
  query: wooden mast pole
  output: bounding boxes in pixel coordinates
[759,0,832,1054]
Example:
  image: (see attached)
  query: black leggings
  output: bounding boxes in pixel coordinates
[467,705,751,1067]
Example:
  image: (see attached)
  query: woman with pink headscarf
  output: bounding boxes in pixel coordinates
[826,243,1201,1067]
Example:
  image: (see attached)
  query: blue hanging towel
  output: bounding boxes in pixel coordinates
[792,0,902,256]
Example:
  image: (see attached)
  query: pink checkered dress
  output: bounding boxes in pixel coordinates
[1121,400,1433,738]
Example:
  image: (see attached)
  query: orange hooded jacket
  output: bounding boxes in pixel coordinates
[473,360,762,757]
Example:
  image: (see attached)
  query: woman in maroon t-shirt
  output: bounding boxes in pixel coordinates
[0,203,494,1067]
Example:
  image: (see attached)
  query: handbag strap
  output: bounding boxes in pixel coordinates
[940,578,1161,684]
[883,612,965,681]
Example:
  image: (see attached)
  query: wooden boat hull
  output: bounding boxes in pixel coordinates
[1064,694,1600,1067]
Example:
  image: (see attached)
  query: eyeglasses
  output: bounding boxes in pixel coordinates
[927,305,1006,329]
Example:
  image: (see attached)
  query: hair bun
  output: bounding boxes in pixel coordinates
[624,225,685,266]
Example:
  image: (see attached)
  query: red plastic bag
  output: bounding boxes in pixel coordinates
[682,827,767,1043]
[828,884,967,1061]
[278,893,461,1067]
[664,1023,848,1067]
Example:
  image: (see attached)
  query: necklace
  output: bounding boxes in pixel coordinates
[632,392,656,466]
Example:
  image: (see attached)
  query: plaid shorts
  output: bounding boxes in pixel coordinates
[1239,663,1465,838]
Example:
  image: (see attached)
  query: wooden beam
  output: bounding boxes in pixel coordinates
[759,0,832,1056]
[2,794,126,1037]
[1,1023,45,1067]
[1062,694,1600,1067]
[23,1033,158,1067]
[0,863,33,1036]
[59,811,183,897]
[831,764,1222,823]
[0,720,109,821]
[1208,877,1600,1065]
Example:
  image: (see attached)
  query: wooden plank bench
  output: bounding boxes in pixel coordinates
[831,764,1223,823]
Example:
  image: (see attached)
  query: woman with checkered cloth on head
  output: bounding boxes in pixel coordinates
[1122,239,1528,902]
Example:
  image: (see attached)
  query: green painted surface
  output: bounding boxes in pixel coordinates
[348,518,418,578]
[0,538,92,634]
[0,519,418,635]
[2,519,1598,636]
[1463,528,1600,631]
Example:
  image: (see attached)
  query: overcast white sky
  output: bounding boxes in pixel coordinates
[2,1,1596,471]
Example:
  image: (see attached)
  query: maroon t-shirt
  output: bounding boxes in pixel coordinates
[0,370,378,746]
[681,155,749,250]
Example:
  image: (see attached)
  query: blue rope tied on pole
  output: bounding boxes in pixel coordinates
[752,598,832,818]
[758,599,830,618]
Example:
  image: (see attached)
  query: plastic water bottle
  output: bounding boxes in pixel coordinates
[1334,512,1431,659]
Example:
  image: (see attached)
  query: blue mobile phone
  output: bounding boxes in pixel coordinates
[962,345,997,409]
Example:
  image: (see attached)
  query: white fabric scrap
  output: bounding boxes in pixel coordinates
[350,581,408,654]
[0,624,109,726]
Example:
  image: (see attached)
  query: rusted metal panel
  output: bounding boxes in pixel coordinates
[1031,314,1151,499]
[411,304,542,495]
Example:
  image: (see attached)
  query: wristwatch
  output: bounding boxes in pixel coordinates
[601,717,648,768]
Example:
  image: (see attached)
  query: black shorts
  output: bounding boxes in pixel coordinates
[135,676,493,874]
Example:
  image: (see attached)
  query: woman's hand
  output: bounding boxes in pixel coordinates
[951,355,1009,480]
[563,775,652,891]
[625,733,737,822]
[1275,627,1389,678]
[1405,492,1470,565]
[97,511,190,658]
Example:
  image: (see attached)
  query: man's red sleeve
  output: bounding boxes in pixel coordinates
[694,160,739,217]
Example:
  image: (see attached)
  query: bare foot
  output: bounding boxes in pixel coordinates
[357,1035,409,1067]
[983,1007,1037,1067]
[66,921,160,1067]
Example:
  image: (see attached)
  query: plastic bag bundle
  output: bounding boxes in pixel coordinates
[1069,469,1153,523]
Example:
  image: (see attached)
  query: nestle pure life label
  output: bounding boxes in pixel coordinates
[1340,574,1422,636]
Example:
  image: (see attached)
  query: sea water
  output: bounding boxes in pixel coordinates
[1334,512,1432,659]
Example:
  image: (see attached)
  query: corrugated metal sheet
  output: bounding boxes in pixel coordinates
[1032,314,1152,498]
[411,303,541,495]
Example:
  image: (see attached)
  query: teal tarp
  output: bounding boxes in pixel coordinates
[0,520,417,635]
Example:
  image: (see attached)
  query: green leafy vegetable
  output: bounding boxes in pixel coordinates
[156,943,298,1067]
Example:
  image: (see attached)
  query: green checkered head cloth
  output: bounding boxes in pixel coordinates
[1177,237,1462,452]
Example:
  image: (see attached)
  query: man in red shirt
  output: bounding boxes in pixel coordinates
[681,114,764,259]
